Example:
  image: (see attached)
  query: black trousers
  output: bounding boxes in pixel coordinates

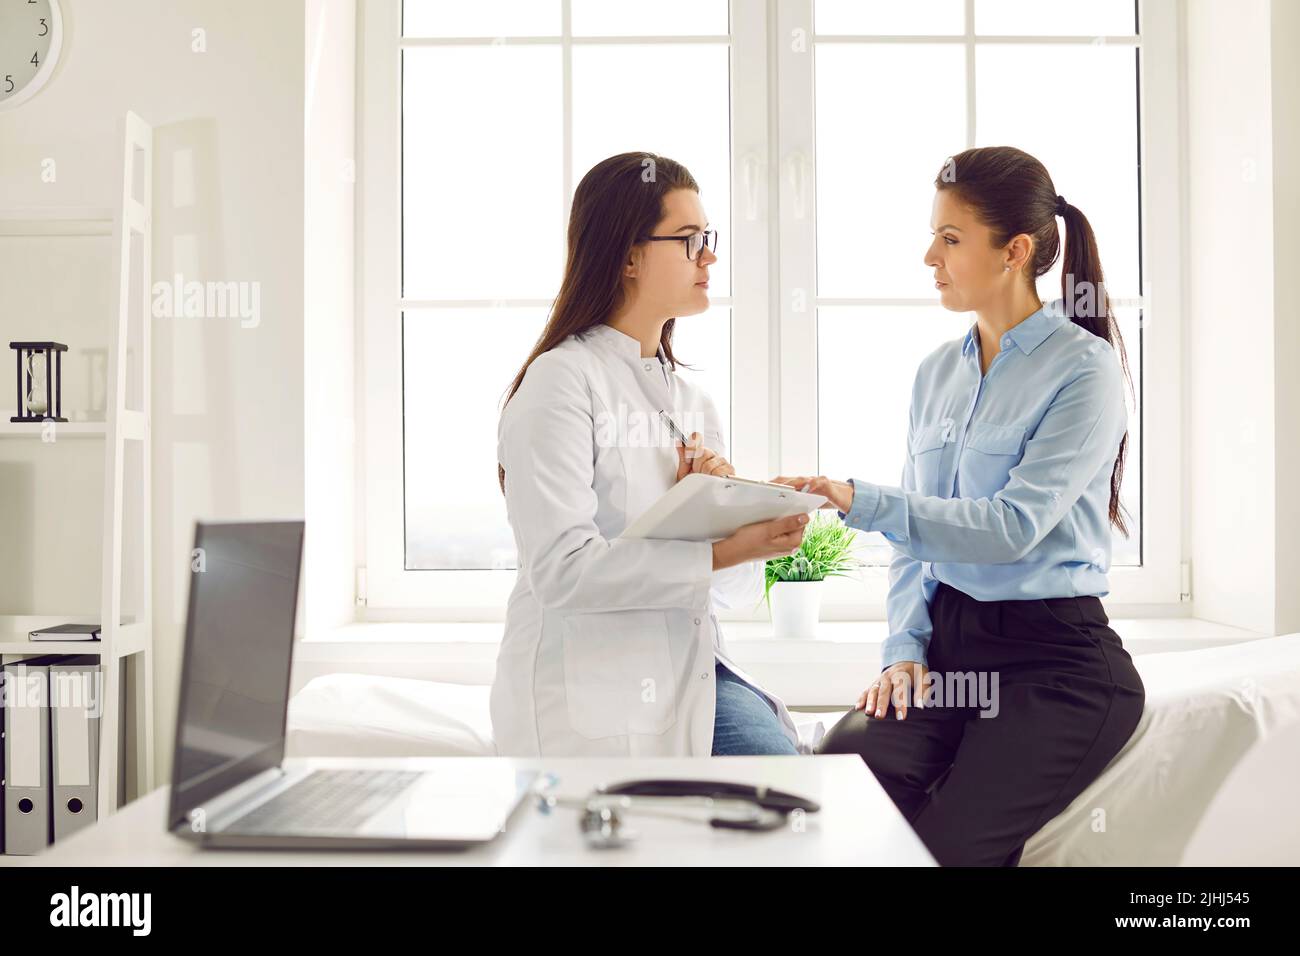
[816,581,1145,866]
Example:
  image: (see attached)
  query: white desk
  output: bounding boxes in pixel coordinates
[7,755,935,866]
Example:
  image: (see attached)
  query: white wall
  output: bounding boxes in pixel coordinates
[0,0,306,790]
[1270,0,1300,634]
[1185,0,1299,635]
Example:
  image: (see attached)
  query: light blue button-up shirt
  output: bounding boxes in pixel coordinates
[838,299,1128,670]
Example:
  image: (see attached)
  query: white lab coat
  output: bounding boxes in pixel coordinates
[491,322,802,757]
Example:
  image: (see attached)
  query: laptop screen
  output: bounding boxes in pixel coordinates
[167,521,304,831]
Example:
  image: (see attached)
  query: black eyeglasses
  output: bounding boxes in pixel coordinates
[643,228,718,261]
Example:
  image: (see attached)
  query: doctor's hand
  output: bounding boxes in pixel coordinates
[855,661,930,721]
[770,475,854,514]
[712,513,809,571]
[676,432,736,482]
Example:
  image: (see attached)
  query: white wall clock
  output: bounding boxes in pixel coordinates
[0,0,63,111]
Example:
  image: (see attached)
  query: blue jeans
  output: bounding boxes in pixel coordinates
[711,660,799,755]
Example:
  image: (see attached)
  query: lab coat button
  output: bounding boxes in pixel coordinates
[643,363,653,371]
[700,672,708,680]
[694,617,701,625]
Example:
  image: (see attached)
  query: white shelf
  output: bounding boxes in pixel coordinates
[0,615,144,658]
[0,611,101,655]
[0,641,105,655]
[0,206,114,237]
[0,421,107,439]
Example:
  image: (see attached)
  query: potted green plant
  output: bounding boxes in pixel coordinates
[763,513,863,638]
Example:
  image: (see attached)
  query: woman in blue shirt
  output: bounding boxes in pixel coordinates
[774,146,1145,866]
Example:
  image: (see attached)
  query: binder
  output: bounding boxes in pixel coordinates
[50,656,101,842]
[2,655,62,855]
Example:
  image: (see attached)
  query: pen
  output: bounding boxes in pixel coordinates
[660,409,814,493]
[659,409,690,447]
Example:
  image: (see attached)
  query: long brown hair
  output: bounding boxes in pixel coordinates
[935,146,1134,536]
[497,152,700,494]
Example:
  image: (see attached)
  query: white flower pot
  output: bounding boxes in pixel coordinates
[768,580,824,639]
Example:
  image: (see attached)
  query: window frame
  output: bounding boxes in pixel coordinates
[358,0,1184,618]
[780,0,1183,611]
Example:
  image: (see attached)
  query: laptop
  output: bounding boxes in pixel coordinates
[167,520,537,849]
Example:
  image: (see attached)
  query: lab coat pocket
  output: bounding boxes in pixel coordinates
[561,609,678,739]
[909,423,949,496]
[958,422,1027,497]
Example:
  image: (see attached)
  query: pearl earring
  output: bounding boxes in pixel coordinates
[1004,265,1011,272]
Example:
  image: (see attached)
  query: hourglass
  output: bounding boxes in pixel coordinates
[9,341,69,422]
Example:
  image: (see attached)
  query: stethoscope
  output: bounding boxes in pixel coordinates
[532,773,822,849]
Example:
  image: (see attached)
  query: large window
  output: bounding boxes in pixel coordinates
[400,0,733,571]
[361,0,1182,615]
[810,0,1144,568]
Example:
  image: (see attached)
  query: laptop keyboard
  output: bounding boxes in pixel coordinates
[227,769,422,835]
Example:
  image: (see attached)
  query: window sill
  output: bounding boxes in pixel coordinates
[292,617,1268,707]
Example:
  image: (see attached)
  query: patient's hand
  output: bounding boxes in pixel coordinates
[856,661,930,721]
[676,432,735,482]
[770,475,853,513]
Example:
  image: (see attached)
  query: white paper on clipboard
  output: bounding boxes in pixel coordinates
[620,472,828,541]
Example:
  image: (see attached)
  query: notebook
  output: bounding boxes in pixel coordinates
[29,623,101,642]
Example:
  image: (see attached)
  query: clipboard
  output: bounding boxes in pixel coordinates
[620,473,828,541]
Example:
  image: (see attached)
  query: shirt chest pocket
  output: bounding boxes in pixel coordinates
[908,422,950,496]
[958,421,1027,497]
[561,609,678,739]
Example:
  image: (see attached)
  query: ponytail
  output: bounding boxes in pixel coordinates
[1059,200,1134,538]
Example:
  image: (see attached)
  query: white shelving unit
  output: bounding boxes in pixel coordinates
[0,111,155,817]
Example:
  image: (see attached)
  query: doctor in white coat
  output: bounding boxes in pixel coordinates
[492,152,809,757]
